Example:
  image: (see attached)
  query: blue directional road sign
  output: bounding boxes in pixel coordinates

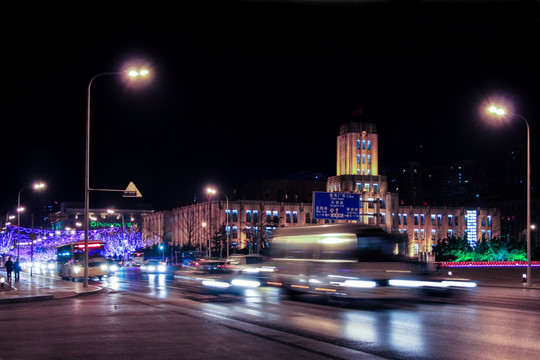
[313,191,361,221]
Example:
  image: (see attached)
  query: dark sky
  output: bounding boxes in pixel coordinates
[2,0,539,216]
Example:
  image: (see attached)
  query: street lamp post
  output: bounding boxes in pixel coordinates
[17,183,45,259]
[487,105,532,287]
[206,187,230,258]
[84,69,149,288]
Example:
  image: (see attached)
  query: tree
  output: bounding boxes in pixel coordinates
[176,208,204,250]
[433,235,527,262]
[104,226,159,262]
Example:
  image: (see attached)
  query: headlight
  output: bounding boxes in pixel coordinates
[148,265,156,272]
[73,265,81,274]
[47,263,55,270]
[231,279,260,288]
[157,265,166,272]
[110,265,119,272]
[100,264,109,271]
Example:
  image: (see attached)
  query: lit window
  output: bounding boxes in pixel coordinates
[253,210,259,223]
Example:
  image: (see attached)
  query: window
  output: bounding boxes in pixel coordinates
[356,182,362,191]
[431,214,436,226]
[266,211,272,223]
[225,210,231,222]
[232,210,238,222]
[357,154,360,163]
[437,214,442,226]
[293,211,298,223]
[273,211,279,224]
[362,140,366,150]
[232,226,238,239]
[488,216,492,227]
[448,214,453,226]
[246,210,251,223]
[414,214,419,225]
[367,155,371,164]
[305,212,311,224]
[362,154,366,164]
[357,139,361,149]
[420,214,425,226]
[367,140,371,150]
[403,214,408,225]
[253,210,259,223]
[286,211,291,223]
[373,183,378,193]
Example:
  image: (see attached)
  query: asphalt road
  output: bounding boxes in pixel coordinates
[1,268,539,359]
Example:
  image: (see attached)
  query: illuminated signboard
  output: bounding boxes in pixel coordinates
[90,221,133,229]
[465,210,477,246]
[313,191,361,221]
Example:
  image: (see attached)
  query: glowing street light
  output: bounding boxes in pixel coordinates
[128,69,150,78]
[84,68,150,288]
[486,104,532,287]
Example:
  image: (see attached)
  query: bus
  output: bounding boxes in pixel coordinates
[266,224,476,299]
[57,241,110,281]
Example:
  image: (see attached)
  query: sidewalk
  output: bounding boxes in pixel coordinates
[0,270,101,304]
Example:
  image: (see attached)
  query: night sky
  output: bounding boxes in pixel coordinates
[2,1,539,218]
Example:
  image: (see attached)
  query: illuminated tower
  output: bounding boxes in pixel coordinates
[327,121,393,227]
[336,122,378,176]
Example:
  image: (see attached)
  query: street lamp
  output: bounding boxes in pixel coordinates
[17,182,46,259]
[206,187,230,258]
[487,104,532,287]
[84,68,149,288]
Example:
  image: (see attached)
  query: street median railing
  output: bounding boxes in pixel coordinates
[439,261,540,267]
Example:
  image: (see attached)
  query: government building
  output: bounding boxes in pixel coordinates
[142,122,500,258]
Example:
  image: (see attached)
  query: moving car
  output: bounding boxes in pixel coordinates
[140,260,167,274]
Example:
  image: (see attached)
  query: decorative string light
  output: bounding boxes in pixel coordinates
[0,225,159,262]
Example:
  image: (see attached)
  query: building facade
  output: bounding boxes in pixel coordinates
[142,121,501,258]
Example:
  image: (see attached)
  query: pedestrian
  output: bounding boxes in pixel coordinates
[5,256,13,281]
[14,258,21,281]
